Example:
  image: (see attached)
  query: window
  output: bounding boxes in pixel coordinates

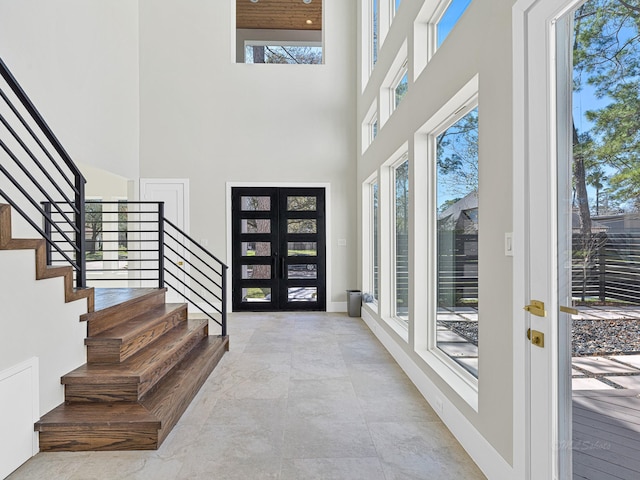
[394,66,408,109]
[236,0,323,64]
[362,102,379,153]
[394,156,409,325]
[436,0,472,48]
[373,181,379,302]
[394,0,402,16]
[372,0,379,67]
[244,43,322,64]
[413,0,472,80]
[379,42,407,125]
[435,106,479,378]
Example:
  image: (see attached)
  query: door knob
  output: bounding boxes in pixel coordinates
[524,300,546,317]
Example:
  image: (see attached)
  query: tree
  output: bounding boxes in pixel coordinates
[85,201,103,256]
[436,107,479,204]
[571,0,640,301]
[573,0,640,222]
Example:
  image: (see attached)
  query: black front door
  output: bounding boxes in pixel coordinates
[231,187,326,311]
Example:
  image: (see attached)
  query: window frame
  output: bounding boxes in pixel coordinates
[392,61,409,110]
[391,152,410,329]
[413,75,480,410]
[362,101,379,154]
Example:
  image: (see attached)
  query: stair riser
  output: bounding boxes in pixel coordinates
[38,428,158,452]
[138,327,207,398]
[151,338,229,446]
[65,383,140,403]
[86,291,166,336]
[65,324,207,402]
[86,307,188,364]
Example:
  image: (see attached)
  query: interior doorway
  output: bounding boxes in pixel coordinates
[231,187,326,312]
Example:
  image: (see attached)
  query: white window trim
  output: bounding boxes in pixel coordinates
[380,41,408,127]
[362,101,378,154]
[413,74,480,411]
[413,0,468,82]
[361,174,379,312]
[392,60,409,111]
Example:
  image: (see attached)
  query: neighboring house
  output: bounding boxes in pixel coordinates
[438,191,479,233]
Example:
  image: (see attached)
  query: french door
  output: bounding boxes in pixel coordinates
[231,187,326,311]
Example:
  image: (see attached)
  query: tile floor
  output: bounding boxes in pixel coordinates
[7,312,486,480]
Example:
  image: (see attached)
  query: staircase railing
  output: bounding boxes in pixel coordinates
[46,200,227,336]
[0,57,86,287]
[0,59,226,336]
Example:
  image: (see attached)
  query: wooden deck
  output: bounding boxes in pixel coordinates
[573,389,640,479]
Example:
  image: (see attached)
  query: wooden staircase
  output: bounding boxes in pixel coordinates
[0,203,229,451]
[36,288,229,451]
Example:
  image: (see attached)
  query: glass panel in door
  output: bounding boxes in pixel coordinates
[558,3,640,477]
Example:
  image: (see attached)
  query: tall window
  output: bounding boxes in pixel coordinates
[394,157,409,325]
[373,181,379,302]
[372,0,379,67]
[435,107,479,378]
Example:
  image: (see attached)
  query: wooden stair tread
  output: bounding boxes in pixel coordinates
[81,288,167,336]
[92,288,166,313]
[63,319,208,384]
[85,303,187,345]
[35,402,160,429]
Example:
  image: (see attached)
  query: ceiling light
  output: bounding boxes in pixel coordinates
[303,0,312,4]
[306,19,313,24]
[250,0,258,3]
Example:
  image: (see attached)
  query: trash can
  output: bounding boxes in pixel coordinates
[346,290,362,317]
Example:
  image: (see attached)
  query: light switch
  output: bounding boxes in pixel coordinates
[337,239,347,247]
[505,233,513,256]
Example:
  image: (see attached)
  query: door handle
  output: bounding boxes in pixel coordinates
[560,305,578,315]
[280,257,286,279]
[524,300,546,317]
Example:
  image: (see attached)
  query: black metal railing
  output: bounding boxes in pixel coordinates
[0,57,86,287]
[46,201,227,336]
[0,59,226,335]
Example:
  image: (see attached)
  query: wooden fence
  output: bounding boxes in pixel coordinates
[573,232,640,304]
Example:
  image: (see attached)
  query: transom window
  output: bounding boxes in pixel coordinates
[244,43,322,64]
[436,0,472,48]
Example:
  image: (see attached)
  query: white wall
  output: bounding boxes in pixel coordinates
[0,0,140,180]
[357,0,516,471]
[0,249,87,417]
[138,0,357,309]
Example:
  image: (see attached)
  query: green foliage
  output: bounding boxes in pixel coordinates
[573,0,640,211]
[436,108,479,200]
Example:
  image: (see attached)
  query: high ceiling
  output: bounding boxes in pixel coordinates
[236,0,322,31]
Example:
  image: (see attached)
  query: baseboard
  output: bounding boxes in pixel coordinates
[327,301,347,313]
[361,309,514,480]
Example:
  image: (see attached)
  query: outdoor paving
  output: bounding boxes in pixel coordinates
[435,305,640,388]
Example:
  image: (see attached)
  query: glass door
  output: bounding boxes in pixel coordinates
[231,187,326,311]
[557,2,640,478]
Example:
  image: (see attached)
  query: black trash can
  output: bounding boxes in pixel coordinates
[346,290,362,317]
